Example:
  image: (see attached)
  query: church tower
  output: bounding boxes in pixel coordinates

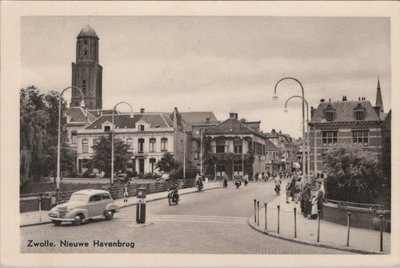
[71,25,103,109]
[375,78,384,113]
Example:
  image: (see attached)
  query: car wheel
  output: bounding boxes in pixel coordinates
[52,220,61,226]
[72,214,83,226]
[105,210,114,220]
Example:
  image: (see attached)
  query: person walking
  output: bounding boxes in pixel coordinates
[123,183,129,203]
[301,182,311,217]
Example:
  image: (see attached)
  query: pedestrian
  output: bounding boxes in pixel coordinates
[223,175,228,189]
[258,172,263,181]
[301,182,311,217]
[309,181,324,219]
[286,178,296,203]
[123,183,129,203]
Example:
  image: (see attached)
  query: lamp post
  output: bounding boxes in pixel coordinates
[181,138,186,178]
[56,86,85,191]
[200,128,203,176]
[284,95,310,182]
[111,102,134,185]
[273,77,306,180]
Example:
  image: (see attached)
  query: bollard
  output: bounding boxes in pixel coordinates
[38,193,42,223]
[380,214,384,252]
[264,203,267,231]
[294,207,297,238]
[257,201,260,226]
[254,199,257,223]
[346,212,351,246]
[317,211,321,242]
[277,205,280,234]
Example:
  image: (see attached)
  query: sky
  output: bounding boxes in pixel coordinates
[21,16,391,138]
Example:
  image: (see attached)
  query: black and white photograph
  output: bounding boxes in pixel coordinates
[1,1,399,267]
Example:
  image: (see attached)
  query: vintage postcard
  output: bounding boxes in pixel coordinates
[1,1,399,267]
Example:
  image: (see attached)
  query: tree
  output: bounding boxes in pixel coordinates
[156,152,179,173]
[325,144,383,204]
[20,86,76,184]
[91,134,132,177]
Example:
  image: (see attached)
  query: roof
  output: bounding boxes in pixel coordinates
[87,109,119,117]
[72,189,109,196]
[180,112,219,130]
[65,107,97,124]
[85,113,174,130]
[78,25,98,38]
[310,100,381,124]
[265,139,279,151]
[205,118,265,139]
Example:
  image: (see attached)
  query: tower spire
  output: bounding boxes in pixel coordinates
[375,78,384,113]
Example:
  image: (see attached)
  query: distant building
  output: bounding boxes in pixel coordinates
[181,112,219,173]
[309,79,391,175]
[266,129,298,171]
[204,113,268,180]
[75,108,186,175]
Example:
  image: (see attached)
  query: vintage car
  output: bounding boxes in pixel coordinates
[48,189,119,226]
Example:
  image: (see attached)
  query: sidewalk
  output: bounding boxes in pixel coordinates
[20,182,221,227]
[248,192,391,254]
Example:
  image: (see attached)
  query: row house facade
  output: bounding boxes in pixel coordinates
[75,109,186,175]
[266,129,298,171]
[203,113,269,179]
[309,80,391,175]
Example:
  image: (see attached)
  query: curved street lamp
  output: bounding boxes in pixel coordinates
[56,86,85,191]
[111,102,134,185]
[273,77,306,179]
[284,95,311,182]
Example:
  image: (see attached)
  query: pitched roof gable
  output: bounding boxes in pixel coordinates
[311,101,381,123]
[206,118,266,140]
[85,113,174,130]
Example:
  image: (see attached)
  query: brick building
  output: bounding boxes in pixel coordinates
[309,80,391,175]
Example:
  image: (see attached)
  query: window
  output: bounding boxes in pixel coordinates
[101,193,110,200]
[355,110,364,120]
[322,131,338,146]
[71,130,77,144]
[126,138,133,150]
[82,139,89,153]
[149,158,156,173]
[84,40,88,45]
[82,159,89,169]
[352,130,368,146]
[138,125,145,131]
[89,195,101,202]
[104,126,111,132]
[161,138,168,151]
[82,80,86,95]
[233,140,242,154]
[138,138,144,153]
[216,140,226,153]
[325,111,334,121]
[149,138,156,152]
[193,141,200,159]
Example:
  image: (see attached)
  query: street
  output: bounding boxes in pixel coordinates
[21,180,351,254]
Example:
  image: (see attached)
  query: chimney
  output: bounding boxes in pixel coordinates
[140,108,145,113]
[235,113,238,119]
[229,112,236,119]
[342,96,347,101]
[311,106,315,118]
[240,118,246,123]
[320,99,325,103]
[205,117,210,124]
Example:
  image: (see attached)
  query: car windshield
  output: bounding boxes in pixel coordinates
[69,193,89,203]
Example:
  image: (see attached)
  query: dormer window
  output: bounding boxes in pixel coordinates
[353,103,365,121]
[138,125,145,131]
[326,111,334,121]
[323,104,336,122]
[104,126,111,132]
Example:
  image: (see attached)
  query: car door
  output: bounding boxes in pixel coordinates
[87,194,103,217]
